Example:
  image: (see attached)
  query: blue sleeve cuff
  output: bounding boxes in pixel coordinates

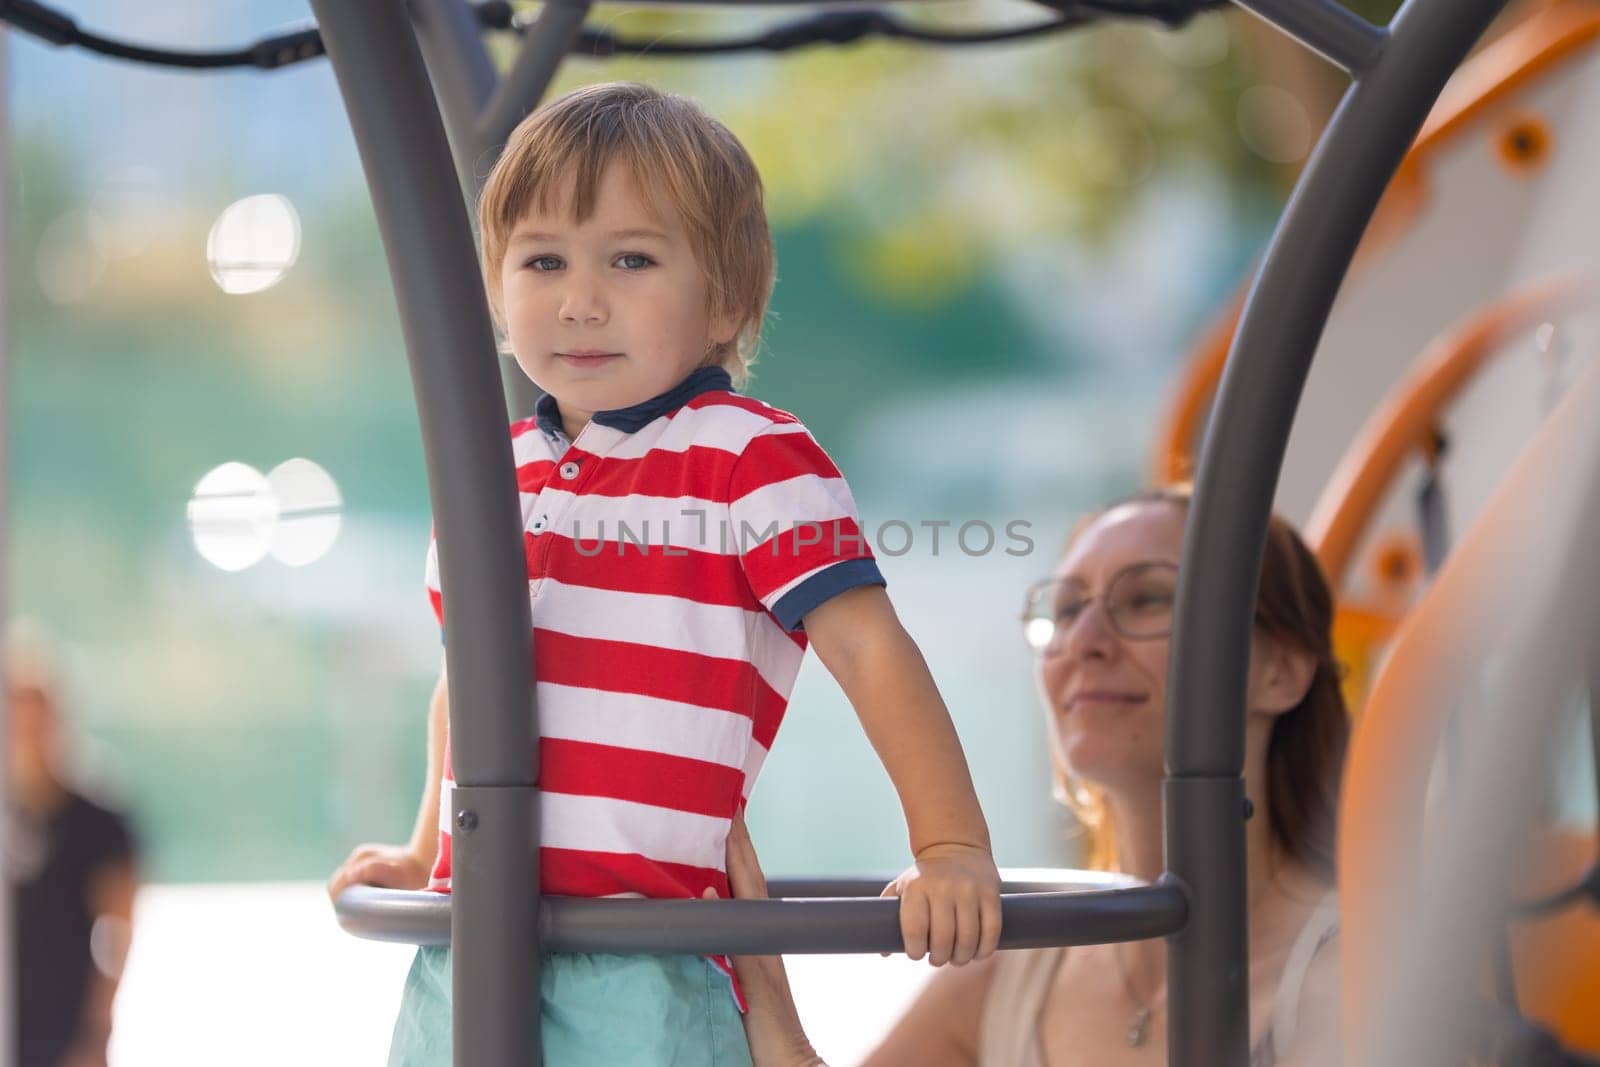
[771,558,887,632]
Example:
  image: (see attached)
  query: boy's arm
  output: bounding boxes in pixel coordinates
[327,667,448,901]
[409,667,450,859]
[801,584,1002,966]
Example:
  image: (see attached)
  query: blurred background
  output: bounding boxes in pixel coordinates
[4,0,1416,1061]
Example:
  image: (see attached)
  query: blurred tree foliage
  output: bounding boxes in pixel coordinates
[504,0,1298,302]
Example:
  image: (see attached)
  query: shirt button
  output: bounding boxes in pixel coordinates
[531,515,548,534]
[559,461,580,480]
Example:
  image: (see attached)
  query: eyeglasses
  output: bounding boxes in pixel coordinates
[1020,561,1179,652]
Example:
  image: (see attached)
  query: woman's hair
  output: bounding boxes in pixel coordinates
[1058,485,1350,883]
[477,81,775,388]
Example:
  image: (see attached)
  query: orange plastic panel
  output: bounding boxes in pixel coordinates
[1152,2,1600,486]
[1339,341,1600,1060]
[1306,277,1585,587]
[1513,829,1600,1047]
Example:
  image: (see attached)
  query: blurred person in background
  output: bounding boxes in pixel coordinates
[5,622,139,1067]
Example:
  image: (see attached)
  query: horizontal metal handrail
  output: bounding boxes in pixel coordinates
[768,867,1139,898]
[336,870,1188,954]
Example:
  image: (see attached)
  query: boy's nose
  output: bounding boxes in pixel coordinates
[558,276,608,325]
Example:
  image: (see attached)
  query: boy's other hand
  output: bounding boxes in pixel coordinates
[883,842,1002,968]
[326,842,431,904]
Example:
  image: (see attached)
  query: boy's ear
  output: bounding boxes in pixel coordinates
[1247,634,1317,717]
[710,306,741,349]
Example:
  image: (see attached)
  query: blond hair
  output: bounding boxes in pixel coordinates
[478,82,775,389]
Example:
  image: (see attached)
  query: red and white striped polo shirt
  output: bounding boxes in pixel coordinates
[424,366,883,905]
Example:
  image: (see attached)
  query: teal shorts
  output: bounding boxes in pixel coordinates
[387,946,754,1067]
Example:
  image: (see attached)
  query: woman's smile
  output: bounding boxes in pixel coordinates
[1064,688,1148,711]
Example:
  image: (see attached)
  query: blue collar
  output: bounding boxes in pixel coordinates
[534,365,734,438]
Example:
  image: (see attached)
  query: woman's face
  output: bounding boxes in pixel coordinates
[1033,501,1185,794]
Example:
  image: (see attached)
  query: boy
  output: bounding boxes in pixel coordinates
[329,81,1001,1065]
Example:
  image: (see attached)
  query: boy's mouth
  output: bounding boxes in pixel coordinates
[557,351,623,366]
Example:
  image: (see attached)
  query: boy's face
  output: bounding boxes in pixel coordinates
[499,162,737,428]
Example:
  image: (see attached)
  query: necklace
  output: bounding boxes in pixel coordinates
[1107,868,1287,1049]
[1111,943,1165,1048]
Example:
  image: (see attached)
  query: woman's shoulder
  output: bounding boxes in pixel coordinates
[1266,891,1342,1067]
[975,948,1066,1067]
[984,946,1068,1002]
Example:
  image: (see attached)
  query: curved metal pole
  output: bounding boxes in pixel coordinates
[1165,0,1510,1063]
[477,0,592,151]
[307,2,539,1064]
[408,0,499,191]
[338,877,1188,952]
[411,0,594,178]
[408,0,589,420]
[1229,0,1387,74]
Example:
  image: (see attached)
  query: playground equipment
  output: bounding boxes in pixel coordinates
[1158,14,1600,1055]
[11,0,1600,1063]
[1159,3,1600,705]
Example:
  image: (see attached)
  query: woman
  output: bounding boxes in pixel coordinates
[727,487,1348,1065]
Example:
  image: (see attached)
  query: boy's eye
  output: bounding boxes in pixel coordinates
[615,253,653,270]
[526,255,562,272]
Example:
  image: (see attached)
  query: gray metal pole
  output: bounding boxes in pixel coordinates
[1165,0,1509,1063]
[306,2,540,1064]
[1228,0,1387,74]
[408,0,500,192]
[409,0,590,422]
[476,0,593,152]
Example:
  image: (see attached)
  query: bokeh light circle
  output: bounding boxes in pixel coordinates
[35,211,108,305]
[188,463,278,572]
[266,459,343,566]
[1237,86,1313,165]
[206,194,301,295]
